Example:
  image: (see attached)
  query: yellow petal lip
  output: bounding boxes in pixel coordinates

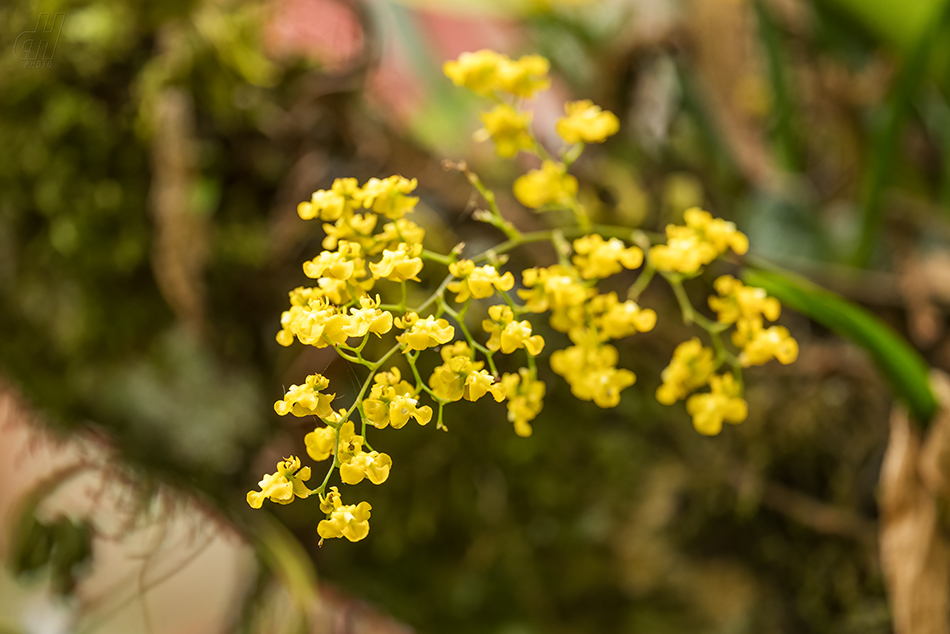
[246,455,313,509]
[556,100,620,144]
[443,50,551,99]
[318,498,372,542]
[513,161,578,209]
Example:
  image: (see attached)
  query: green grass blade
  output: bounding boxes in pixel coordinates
[742,267,937,425]
[812,0,940,53]
[851,0,950,266]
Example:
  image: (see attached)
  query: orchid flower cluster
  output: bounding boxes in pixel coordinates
[247,50,799,542]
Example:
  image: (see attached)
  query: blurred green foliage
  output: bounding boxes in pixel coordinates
[0,0,310,488]
[3,0,950,632]
[745,268,937,424]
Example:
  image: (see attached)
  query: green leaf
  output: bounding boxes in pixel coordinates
[813,0,943,55]
[742,267,937,425]
[247,510,319,617]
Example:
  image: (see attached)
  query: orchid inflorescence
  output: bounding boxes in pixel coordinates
[247,49,799,542]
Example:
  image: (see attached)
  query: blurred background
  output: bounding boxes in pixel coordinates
[2,0,950,632]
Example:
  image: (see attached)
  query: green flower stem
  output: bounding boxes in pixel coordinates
[471,231,553,263]
[569,200,592,233]
[457,298,471,322]
[412,273,455,315]
[551,230,573,268]
[665,274,726,333]
[707,329,737,371]
[663,273,739,371]
[450,162,522,240]
[369,343,401,371]
[380,273,453,316]
[356,401,374,452]
[485,350,499,376]
[338,338,370,363]
[630,229,654,252]
[523,117,555,163]
[477,209,523,240]
[531,138,555,162]
[406,350,424,392]
[436,401,446,431]
[515,116,555,163]
[438,301,470,344]
[317,461,336,497]
[406,351,441,400]
[627,262,656,301]
[561,142,585,167]
[331,345,363,365]
[472,225,662,263]
[316,341,401,495]
[498,289,527,316]
[317,428,343,496]
[438,298,499,375]
[400,281,407,311]
[732,363,744,389]
[421,249,452,265]
[344,281,361,307]
[343,343,400,423]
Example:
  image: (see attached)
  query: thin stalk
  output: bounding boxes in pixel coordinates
[472,225,660,263]
[421,249,452,265]
[561,142,585,167]
[627,263,656,301]
[446,160,522,240]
